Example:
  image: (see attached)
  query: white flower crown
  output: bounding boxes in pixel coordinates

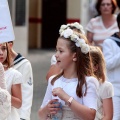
[60,28,90,54]
[59,22,85,35]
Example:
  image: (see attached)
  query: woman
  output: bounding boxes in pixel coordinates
[86,0,118,49]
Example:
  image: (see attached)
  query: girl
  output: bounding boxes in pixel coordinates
[0,42,22,120]
[46,22,86,81]
[39,24,99,120]
[0,62,11,120]
[90,46,114,120]
[102,12,120,120]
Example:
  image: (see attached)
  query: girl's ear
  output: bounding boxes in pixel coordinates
[73,58,77,61]
[73,53,77,61]
[94,64,99,72]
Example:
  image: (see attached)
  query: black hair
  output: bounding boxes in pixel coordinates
[117,12,120,29]
[116,0,120,9]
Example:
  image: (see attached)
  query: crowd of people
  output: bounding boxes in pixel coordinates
[1,0,120,120]
[39,0,120,120]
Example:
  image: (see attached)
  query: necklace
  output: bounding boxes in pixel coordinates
[61,76,77,89]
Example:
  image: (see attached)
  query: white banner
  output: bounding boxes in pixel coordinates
[0,0,15,43]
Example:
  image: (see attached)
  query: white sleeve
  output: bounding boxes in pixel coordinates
[40,76,54,108]
[86,18,94,33]
[82,77,99,110]
[0,63,6,89]
[102,39,120,70]
[12,70,23,85]
[0,88,11,120]
[51,54,57,65]
[19,61,33,119]
[100,82,114,99]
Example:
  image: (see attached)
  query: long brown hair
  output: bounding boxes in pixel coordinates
[2,43,11,68]
[90,46,106,83]
[51,31,93,98]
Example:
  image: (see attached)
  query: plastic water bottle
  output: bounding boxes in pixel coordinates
[52,102,63,120]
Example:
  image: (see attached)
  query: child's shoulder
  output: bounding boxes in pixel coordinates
[100,81,113,90]
[86,76,99,87]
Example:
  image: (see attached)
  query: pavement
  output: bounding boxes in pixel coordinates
[26,49,55,120]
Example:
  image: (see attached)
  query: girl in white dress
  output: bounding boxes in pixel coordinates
[90,46,114,120]
[39,24,99,120]
[0,62,11,120]
[0,42,22,120]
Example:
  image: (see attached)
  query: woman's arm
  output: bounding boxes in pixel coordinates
[87,31,94,44]
[102,98,113,120]
[11,84,22,108]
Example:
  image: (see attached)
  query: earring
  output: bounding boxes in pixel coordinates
[73,58,77,61]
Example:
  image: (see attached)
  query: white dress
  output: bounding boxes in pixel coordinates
[0,63,11,120]
[95,81,114,120]
[41,75,99,120]
[5,68,23,120]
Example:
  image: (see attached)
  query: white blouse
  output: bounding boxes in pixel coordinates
[41,75,99,110]
[86,16,119,46]
[95,81,114,120]
[5,68,23,120]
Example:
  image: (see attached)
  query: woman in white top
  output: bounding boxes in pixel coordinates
[0,42,22,120]
[90,46,114,120]
[0,62,11,120]
[86,0,118,49]
[39,24,99,120]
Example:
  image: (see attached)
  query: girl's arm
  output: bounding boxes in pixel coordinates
[0,63,6,89]
[11,84,22,108]
[53,88,96,120]
[102,98,113,120]
[38,99,60,119]
[52,77,99,120]
[87,31,94,44]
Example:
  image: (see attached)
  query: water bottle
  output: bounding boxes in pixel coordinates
[52,102,63,120]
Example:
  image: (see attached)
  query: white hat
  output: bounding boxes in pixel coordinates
[0,0,15,44]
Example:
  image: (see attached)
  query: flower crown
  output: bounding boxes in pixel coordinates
[59,22,85,35]
[59,24,90,54]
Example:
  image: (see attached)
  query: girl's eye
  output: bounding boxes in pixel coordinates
[55,49,63,53]
[59,50,63,53]
[1,47,7,51]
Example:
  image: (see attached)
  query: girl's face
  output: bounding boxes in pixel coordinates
[55,38,76,70]
[100,0,113,15]
[0,43,7,63]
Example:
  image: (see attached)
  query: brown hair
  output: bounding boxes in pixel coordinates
[90,46,106,83]
[51,31,93,98]
[95,0,117,15]
[3,43,11,68]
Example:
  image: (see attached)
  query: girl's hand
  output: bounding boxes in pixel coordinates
[46,99,60,115]
[52,87,67,100]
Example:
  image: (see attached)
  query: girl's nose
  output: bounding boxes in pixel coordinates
[55,51,58,58]
[0,49,3,55]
